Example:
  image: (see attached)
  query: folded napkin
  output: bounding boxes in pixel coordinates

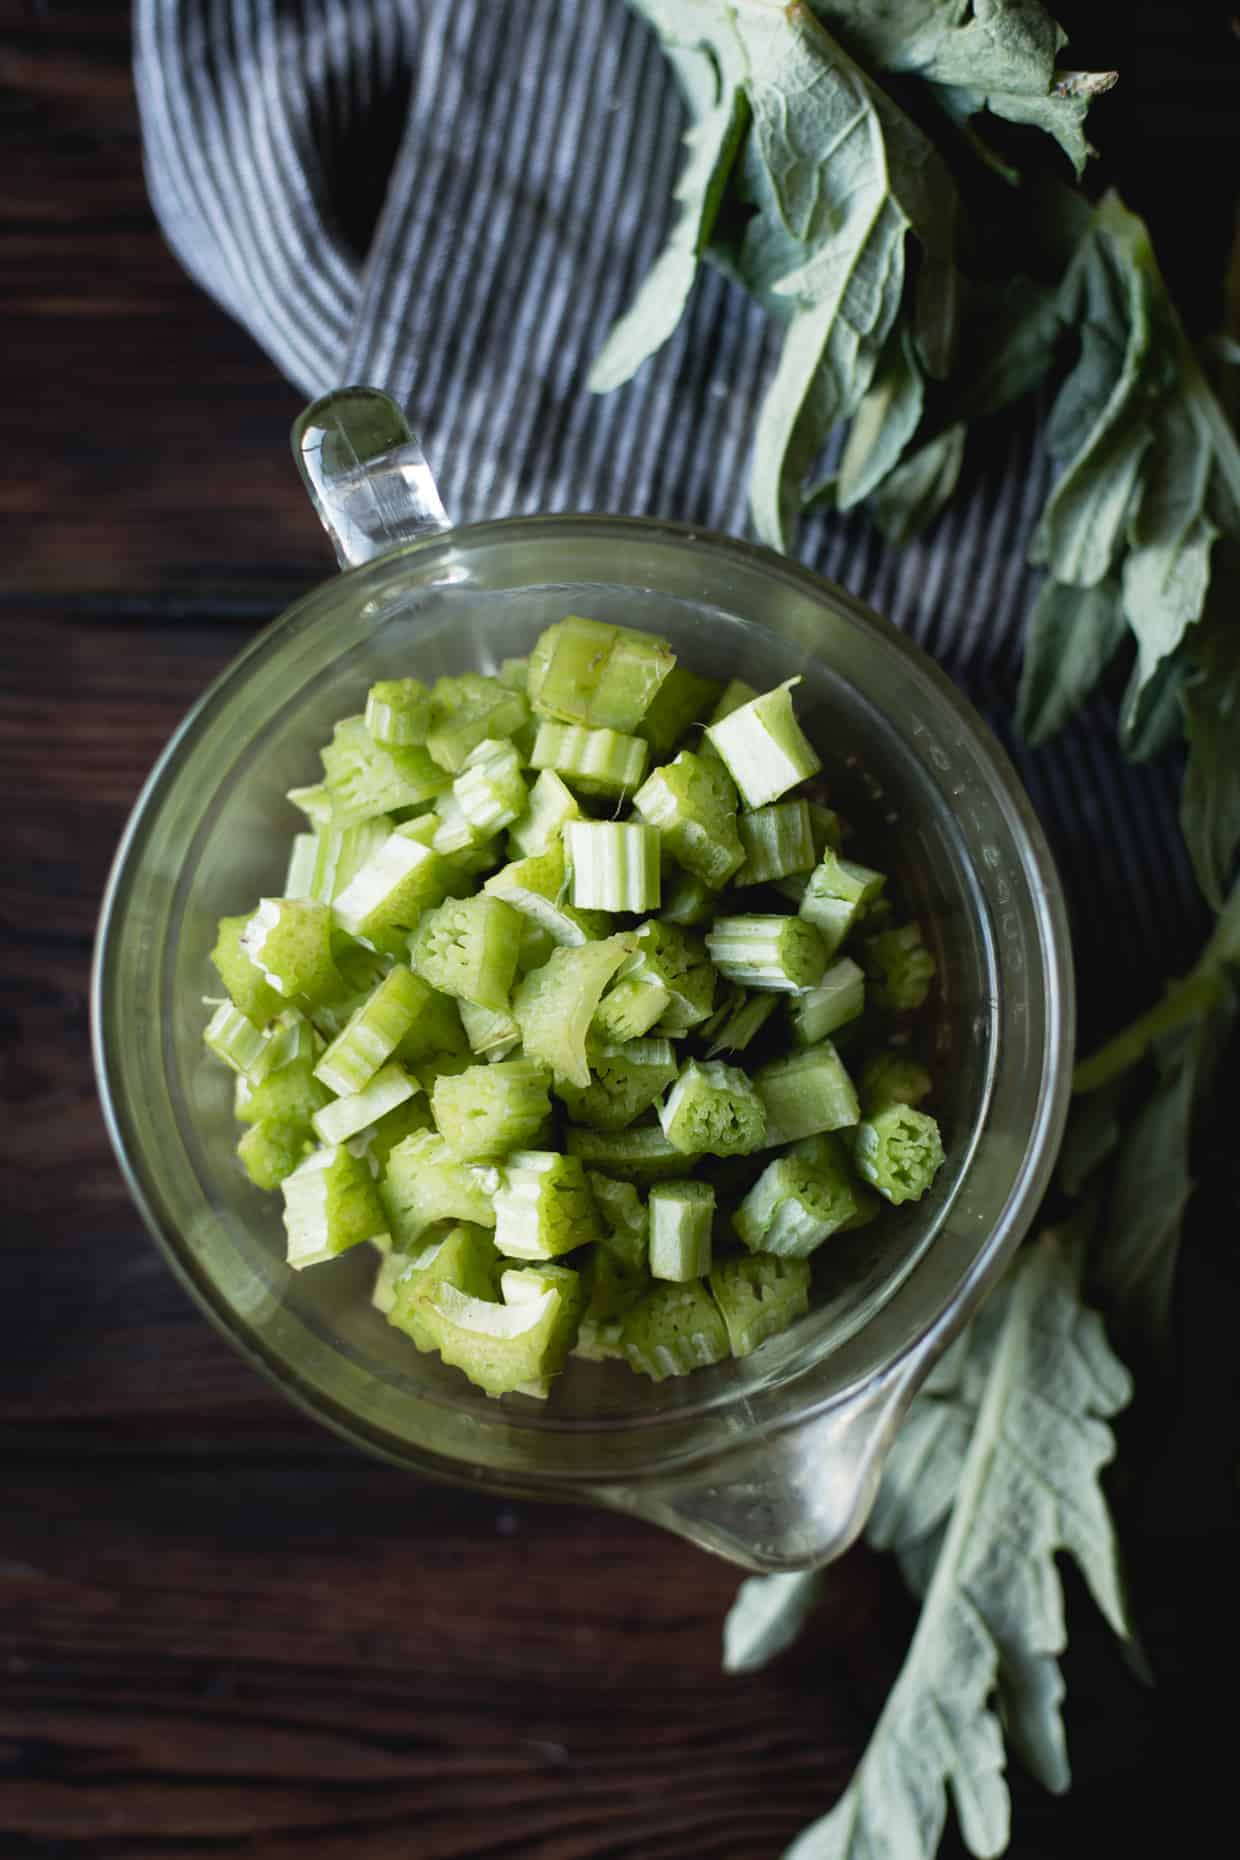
[134,0,1205,1023]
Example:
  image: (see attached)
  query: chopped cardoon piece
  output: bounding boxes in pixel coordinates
[485,840,608,945]
[321,715,449,821]
[555,1038,679,1132]
[587,1172,650,1271]
[790,958,866,1046]
[530,720,649,798]
[507,768,581,858]
[863,922,937,1013]
[493,1150,600,1259]
[572,1245,647,1360]
[284,832,317,899]
[807,801,844,858]
[281,1144,388,1269]
[564,820,660,913]
[210,914,284,1026]
[237,1120,310,1191]
[497,656,529,692]
[854,1106,945,1205]
[706,992,778,1056]
[860,1051,934,1116]
[566,1123,699,1180]
[409,893,523,1012]
[432,1058,553,1160]
[632,748,744,888]
[412,1272,582,1399]
[648,1180,715,1281]
[354,1093,433,1176]
[755,1042,860,1146]
[517,920,557,974]
[734,1135,861,1257]
[332,830,452,951]
[705,914,826,992]
[658,1059,766,1157]
[659,866,715,926]
[454,738,527,837]
[203,1003,274,1078]
[287,782,334,829]
[624,920,716,1033]
[391,981,466,1065]
[798,849,887,954]
[241,898,341,1007]
[364,677,433,748]
[527,615,675,730]
[511,934,636,1088]
[430,791,484,859]
[735,800,816,886]
[312,1061,419,1148]
[709,678,758,724]
[620,1280,730,1381]
[426,674,530,773]
[591,974,671,1043]
[458,998,522,1060]
[371,1246,409,1316]
[380,1130,499,1245]
[314,965,428,1094]
[308,816,392,905]
[709,1254,811,1358]
[410,1048,473,1098]
[387,1222,502,1348]
[704,679,821,807]
[636,665,721,757]
[236,1031,330,1130]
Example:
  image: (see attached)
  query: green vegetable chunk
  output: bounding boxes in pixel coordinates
[659,866,715,926]
[494,1150,601,1259]
[485,840,608,945]
[623,920,717,1033]
[387,1223,502,1349]
[321,715,449,820]
[621,1280,730,1381]
[210,914,284,1025]
[705,679,822,807]
[453,738,528,837]
[565,819,661,912]
[633,747,744,887]
[734,1134,862,1257]
[409,893,523,1013]
[365,679,432,748]
[508,768,581,858]
[458,998,521,1059]
[332,829,453,951]
[380,1130,500,1246]
[649,1180,715,1281]
[755,1041,860,1145]
[566,1122,699,1180]
[556,1037,679,1131]
[798,849,887,954]
[315,964,430,1095]
[530,720,649,798]
[658,1058,766,1157]
[790,957,866,1046]
[281,1144,389,1269]
[854,1106,945,1205]
[637,665,722,756]
[591,974,672,1042]
[241,897,341,1007]
[203,1002,274,1078]
[426,674,530,773]
[706,991,779,1055]
[706,913,827,992]
[735,800,816,886]
[432,1058,552,1160]
[237,1120,310,1191]
[311,1060,419,1148]
[413,1273,583,1399]
[527,615,675,730]
[709,1254,811,1358]
[864,922,938,1012]
[511,933,636,1087]
[588,1172,650,1271]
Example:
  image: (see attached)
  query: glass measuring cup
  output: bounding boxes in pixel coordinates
[92,388,1072,1571]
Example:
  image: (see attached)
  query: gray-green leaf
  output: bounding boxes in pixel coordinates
[723,1570,823,1674]
[1016,576,1127,746]
[780,1235,1131,1860]
[834,327,925,510]
[868,422,966,544]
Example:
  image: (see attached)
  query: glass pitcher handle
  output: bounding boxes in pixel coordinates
[292,386,451,569]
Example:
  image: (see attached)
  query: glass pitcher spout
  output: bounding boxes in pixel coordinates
[592,1358,926,1573]
[293,386,451,568]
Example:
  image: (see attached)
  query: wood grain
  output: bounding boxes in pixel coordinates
[3,2,1239,1857]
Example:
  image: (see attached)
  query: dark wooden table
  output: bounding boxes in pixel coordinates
[4,5,1238,1856]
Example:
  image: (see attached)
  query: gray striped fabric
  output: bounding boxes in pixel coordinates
[134,0,1205,1031]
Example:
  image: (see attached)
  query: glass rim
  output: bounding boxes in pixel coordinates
[92,511,1075,1490]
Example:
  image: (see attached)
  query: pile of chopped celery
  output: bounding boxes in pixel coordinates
[203,616,945,1401]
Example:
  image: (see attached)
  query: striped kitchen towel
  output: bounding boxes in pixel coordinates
[133,0,1207,1029]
